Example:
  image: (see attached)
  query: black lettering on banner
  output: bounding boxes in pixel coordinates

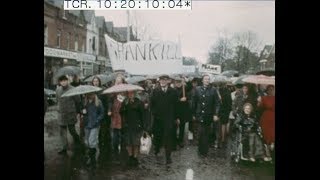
[129,45,135,60]
[161,44,165,60]
[170,44,175,59]
[166,44,170,59]
[136,43,146,60]
[175,44,178,59]
[149,43,159,60]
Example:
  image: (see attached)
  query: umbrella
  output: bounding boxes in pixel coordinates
[126,76,147,84]
[146,74,161,80]
[102,84,144,94]
[232,75,250,85]
[183,72,202,79]
[44,88,55,96]
[221,70,239,77]
[61,85,102,97]
[210,75,230,83]
[84,74,114,85]
[55,66,81,79]
[242,75,275,85]
[255,69,275,76]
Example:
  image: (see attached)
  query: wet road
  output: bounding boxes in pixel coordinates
[44,106,274,180]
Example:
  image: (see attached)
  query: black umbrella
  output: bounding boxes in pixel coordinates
[55,66,81,79]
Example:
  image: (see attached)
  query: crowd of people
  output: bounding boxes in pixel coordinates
[44,72,275,169]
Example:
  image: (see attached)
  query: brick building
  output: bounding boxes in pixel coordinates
[44,0,87,87]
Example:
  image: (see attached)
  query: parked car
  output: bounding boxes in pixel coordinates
[44,88,56,105]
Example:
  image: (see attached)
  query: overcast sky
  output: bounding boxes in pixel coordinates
[96,1,275,63]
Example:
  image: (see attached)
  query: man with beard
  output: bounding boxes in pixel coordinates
[150,75,179,164]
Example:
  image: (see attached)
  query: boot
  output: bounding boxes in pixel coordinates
[165,151,172,164]
[132,157,139,167]
[127,156,133,166]
[89,148,97,169]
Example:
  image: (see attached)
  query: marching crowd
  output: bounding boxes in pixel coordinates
[44,73,275,169]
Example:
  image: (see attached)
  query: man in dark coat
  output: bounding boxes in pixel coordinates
[56,75,82,155]
[174,77,192,148]
[150,75,179,164]
[192,74,220,156]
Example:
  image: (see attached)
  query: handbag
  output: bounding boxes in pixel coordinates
[140,132,152,155]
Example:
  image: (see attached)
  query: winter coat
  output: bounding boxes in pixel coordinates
[56,85,81,126]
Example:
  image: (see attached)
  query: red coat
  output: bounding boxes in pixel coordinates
[259,96,275,145]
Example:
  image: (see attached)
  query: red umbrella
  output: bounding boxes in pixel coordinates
[242,75,275,85]
[102,84,144,94]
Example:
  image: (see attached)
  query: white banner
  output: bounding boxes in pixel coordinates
[199,64,221,75]
[182,65,196,73]
[105,34,183,75]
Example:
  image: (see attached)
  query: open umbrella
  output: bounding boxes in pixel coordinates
[232,75,250,85]
[61,85,102,97]
[126,76,147,84]
[221,70,239,77]
[102,84,144,94]
[210,75,230,83]
[242,75,275,85]
[55,66,81,79]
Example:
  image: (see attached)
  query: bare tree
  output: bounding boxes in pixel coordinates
[208,29,233,71]
[232,31,262,73]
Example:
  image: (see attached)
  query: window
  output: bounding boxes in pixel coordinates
[63,10,67,19]
[44,24,48,45]
[67,32,71,50]
[89,39,92,53]
[75,34,78,51]
[100,41,102,54]
[82,36,86,52]
[56,29,61,48]
[92,37,96,51]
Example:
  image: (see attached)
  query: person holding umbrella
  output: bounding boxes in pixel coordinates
[108,75,126,161]
[56,75,82,155]
[91,76,112,166]
[82,92,104,169]
[120,90,145,167]
[150,74,179,165]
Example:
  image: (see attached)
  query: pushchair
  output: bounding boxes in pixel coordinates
[230,124,271,163]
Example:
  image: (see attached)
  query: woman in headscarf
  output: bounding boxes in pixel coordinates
[120,91,144,167]
[234,103,270,162]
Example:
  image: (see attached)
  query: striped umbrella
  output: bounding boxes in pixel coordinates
[102,84,144,94]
